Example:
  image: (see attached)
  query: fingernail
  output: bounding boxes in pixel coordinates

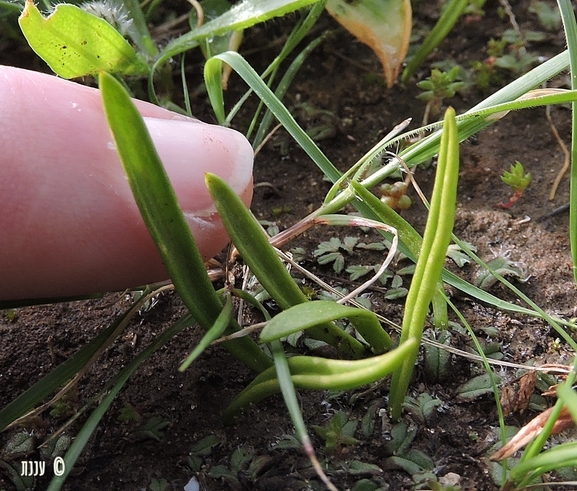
[142,117,254,210]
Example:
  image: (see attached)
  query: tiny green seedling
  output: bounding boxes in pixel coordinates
[149,477,169,491]
[416,66,464,124]
[117,402,142,422]
[132,415,171,442]
[313,236,359,273]
[474,254,527,290]
[496,161,532,209]
[312,411,359,453]
[383,421,435,485]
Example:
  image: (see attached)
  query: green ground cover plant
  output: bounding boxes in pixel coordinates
[2,0,577,489]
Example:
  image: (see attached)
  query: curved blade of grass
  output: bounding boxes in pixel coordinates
[206,172,366,357]
[510,441,577,485]
[251,30,329,146]
[261,300,392,353]
[401,0,470,83]
[179,295,233,371]
[362,85,577,191]
[389,108,460,420]
[99,71,270,372]
[224,338,418,421]
[359,52,571,192]
[47,369,128,490]
[47,311,193,490]
[227,2,327,133]
[151,0,322,90]
[204,51,342,182]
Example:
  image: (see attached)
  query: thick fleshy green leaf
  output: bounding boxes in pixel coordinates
[261,300,392,353]
[206,173,367,358]
[98,72,270,372]
[224,338,418,421]
[389,107,460,420]
[19,0,148,78]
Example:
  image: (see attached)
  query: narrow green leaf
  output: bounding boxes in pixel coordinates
[156,0,321,69]
[557,0,577,283]
[0,299,134,431]
[179,296,233,371]
[270,339,310,446]
[47,312,193,490]
[510,442,577,483]
[401,0,469,83]
[204,52,342,182]
[98,72,270,372]
[260,300,392,353]
[19,0,148,78]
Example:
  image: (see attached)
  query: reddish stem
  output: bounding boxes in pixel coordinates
[495,189,524,209]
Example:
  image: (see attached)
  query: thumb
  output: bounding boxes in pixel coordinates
[0,66,253,301]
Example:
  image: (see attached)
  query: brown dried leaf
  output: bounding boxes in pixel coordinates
[500,371,536,416]
[490,406,574,461]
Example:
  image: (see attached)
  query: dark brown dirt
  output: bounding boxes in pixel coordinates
[1,1,576,490]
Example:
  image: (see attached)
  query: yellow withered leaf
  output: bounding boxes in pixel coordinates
[326,0,411,88]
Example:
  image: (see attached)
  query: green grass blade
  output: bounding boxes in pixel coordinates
[350,181,540,317]
[363,52,571,189]
[179,295,233,371]
[557,0,577,283]
[153,0,321,76]
[558,381,577,423]
[47,312,193,490]
[47,372,128,490]
[389,108,460,420]
[270,340,309,442]
[401,0,470,83]
[510,442,577,484]
[0,300,134,431]
[229,2,327,133]
[99,72,270,372]
[204,51,342,182]
[206,173,366,358]
[251,32,328,147]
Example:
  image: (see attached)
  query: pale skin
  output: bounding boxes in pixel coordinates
[0,66,254,301]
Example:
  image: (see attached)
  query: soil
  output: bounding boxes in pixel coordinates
[1,1,577,490]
